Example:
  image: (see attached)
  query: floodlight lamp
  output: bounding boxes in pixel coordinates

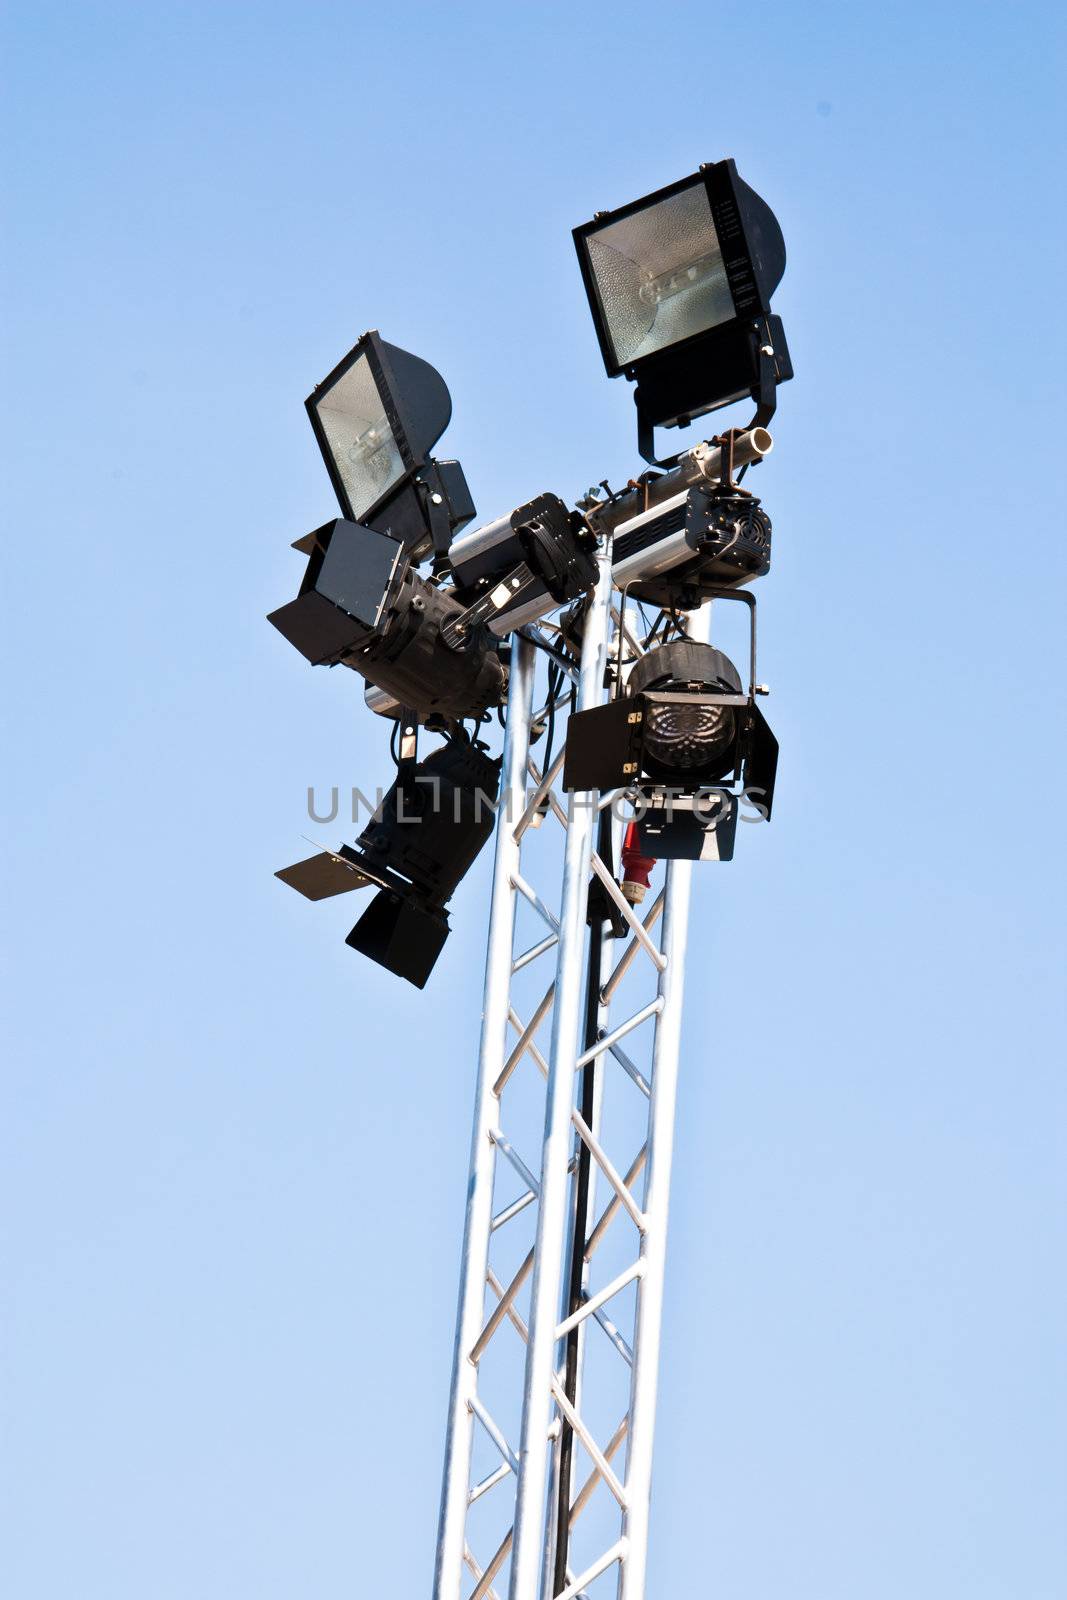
[307,331,471,553]
[573,160,792,463]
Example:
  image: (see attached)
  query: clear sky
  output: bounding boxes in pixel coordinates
[2,2,1065,1596]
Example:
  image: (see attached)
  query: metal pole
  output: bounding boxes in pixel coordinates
[616,854,694,1600]
[616,597,709,1600]
[551,806,615,1595]
[433,634,536,1600]
[509,542,614,1600]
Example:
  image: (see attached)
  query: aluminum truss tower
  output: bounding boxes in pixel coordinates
[433,546,707,1600]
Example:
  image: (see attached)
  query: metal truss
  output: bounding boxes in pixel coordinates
[433,548,703,1600]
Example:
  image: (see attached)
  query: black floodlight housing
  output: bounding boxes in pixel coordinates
[562,591,778,837]
[267,518,504,722]
[275,735,501,987]
[573,160,791,463]
[307,331,475,557]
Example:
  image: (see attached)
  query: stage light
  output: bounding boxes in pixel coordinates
[561,595,779,850]
[446,493,598,636]
[306,330,475,556]
[573,160,792,461]
[267,518,505,722]
[610,476,772,607]
[275,735,501,987]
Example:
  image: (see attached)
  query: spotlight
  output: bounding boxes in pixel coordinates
[575,423,773,601]
[561,593,778,852]
[267,518,505,722]
[446,493,599,635]
[611,475,772,607]
[573,160,792,462]
[306,330,475,557]
[275,734,501,988]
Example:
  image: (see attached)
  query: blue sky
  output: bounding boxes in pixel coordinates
[2,2,1065,1596]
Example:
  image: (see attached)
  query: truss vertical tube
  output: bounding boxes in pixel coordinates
[509,544,614,1600]
[550,806,618,1596]
[433,634,537,1600]
[616,602,709,1600]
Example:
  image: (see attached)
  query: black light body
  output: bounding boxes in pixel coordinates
[445,493,599,638]
[345,735,501,986]
[354,738,501,905]
[267,518,505,722]
[611,481,772,607]
[450,495,595,602]
[573,160,791,458]
[276,736,501,987]
[306,330,475,554]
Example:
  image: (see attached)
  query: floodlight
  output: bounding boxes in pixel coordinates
[275,735,501,987]
[573,160,792,461]
[307,331,474,555]
[267,518,504,722]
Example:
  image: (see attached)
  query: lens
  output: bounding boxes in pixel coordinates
[312,350,406,519]
[628,638,743,779]
[644,698,735,772]
[585,180,735,368]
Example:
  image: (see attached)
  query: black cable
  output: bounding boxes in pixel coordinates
[552,809,613,1593]
[541,661,561,774]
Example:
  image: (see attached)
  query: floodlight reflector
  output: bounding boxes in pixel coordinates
[583,181,734,369]
[307,331,453,527]
[312,348,406,520]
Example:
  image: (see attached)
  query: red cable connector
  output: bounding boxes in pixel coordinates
[620,820,656,905]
